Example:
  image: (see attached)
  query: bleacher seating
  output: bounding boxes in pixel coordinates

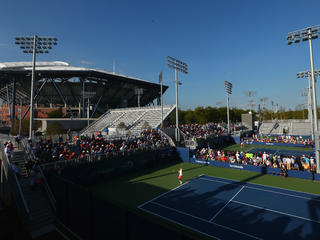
[81,105,176,136]
[259,120,315,136]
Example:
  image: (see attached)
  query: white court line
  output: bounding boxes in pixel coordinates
[138,205,223,240]
[138,174,205,208]
[138,180,190,208]
[232,200,320,224]
[199,176,320,202]
[201,175,320,197]
[149,201,263,240]
[210,186,245,222]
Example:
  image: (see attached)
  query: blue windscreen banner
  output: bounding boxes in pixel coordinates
[233,136,241,144]
[177,147,320,180]
[187,156,320,181]
[249,142,308,148]
[176,147,190,162]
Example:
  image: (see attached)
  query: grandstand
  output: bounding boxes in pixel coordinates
[0,61,168,125]
[259,119,314,136]
[81,105,176,136]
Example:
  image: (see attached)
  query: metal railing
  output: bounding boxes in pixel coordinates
[159,129,176,147]
[21,138,57,212]
[36,165,56,212]
[1,145,31,221]
[40,145,172,171]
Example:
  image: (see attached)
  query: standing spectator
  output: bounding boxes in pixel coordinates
[67,128,72,142]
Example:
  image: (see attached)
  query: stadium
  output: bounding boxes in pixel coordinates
[1,3,320,240]
[0,61,168,127]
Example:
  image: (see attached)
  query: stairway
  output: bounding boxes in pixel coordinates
[12,150,56,238]
[19,178,56,238]
[12,150,28,177]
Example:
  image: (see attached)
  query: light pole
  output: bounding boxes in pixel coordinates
[167,56,188,142]
[84,91,95,127]
[297,70,320,141]
[245,91,256,114]
[18,98,22,136]
[134,88,144,108]
[301,88,308,120]
[287,25,320,173]
[15,35,58,139]
[159,72,164,128]
[224,81,232,134]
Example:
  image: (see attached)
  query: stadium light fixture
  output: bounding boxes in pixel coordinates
[167,56,188,142]
[244,91,256,114]
[15,35,58,139]
[288,25,320,173]
[296,70,320,141]
[224,81,232,134]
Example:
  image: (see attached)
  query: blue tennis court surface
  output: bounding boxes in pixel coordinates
[248,147,314,157]
[139,175,320,240]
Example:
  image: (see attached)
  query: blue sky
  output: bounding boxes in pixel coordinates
[1,0,320,110]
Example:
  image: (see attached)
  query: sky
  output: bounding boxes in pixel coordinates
[1,0,320,111]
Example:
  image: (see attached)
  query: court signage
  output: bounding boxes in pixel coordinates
[229,164,244,169]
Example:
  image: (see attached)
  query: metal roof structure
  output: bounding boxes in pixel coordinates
[0,61,168,119]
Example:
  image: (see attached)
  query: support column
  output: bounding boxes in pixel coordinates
[82,78,85,118]
[11,77,16,123]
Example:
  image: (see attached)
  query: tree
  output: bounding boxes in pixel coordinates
[45,121,64,136]
[141,121,151,131]
[47,108,63,118]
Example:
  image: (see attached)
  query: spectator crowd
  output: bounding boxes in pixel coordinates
[243,134,314,146]
[179,123,225,139]
[27,129,170,165]
[193,148,316,173]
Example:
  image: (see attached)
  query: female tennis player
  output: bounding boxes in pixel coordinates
[178,166,183,185]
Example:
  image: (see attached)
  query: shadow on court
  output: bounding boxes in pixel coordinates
[130,165,206,183]
[147,173,320,240]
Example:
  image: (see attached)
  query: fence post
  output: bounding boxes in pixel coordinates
[66,180,70,227]
[125,207,129,240]
[90,192,94,240]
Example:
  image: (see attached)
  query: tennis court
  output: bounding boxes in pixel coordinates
[248,147,314,157]
[139,175,320,240]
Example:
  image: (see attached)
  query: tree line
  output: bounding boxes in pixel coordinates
[171,106,318,124]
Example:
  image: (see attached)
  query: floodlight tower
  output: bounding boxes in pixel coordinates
[167,56,188,142]
[245,91,256,114]
[287,25,320,173]
[224,81,232,134]
[301,88,308,119]
[159,72,164,128]
[134,88,144,108]
[15,35,58,139]
[296,70,320,141]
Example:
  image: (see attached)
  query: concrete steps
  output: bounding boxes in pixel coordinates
[11,150,56,238]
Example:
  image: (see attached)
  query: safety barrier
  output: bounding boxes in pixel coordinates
[188,158,320,181]
[46,167,195,240]
[176,147,320,181]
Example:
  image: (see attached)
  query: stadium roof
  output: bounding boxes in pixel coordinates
[0,61,163,86]
[0,61,168,116]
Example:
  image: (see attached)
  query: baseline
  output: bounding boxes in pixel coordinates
[138,178,192,208]
[140,200,262,240]
[200,175,320,200]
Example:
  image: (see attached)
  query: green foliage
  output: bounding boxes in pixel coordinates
[171,106,248,124]
[117,122,127,130]
[10,119,41,136]
[141,121,151,130]
[45,121,64,135]
[47,108,63,118]
[170,105,319,123]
